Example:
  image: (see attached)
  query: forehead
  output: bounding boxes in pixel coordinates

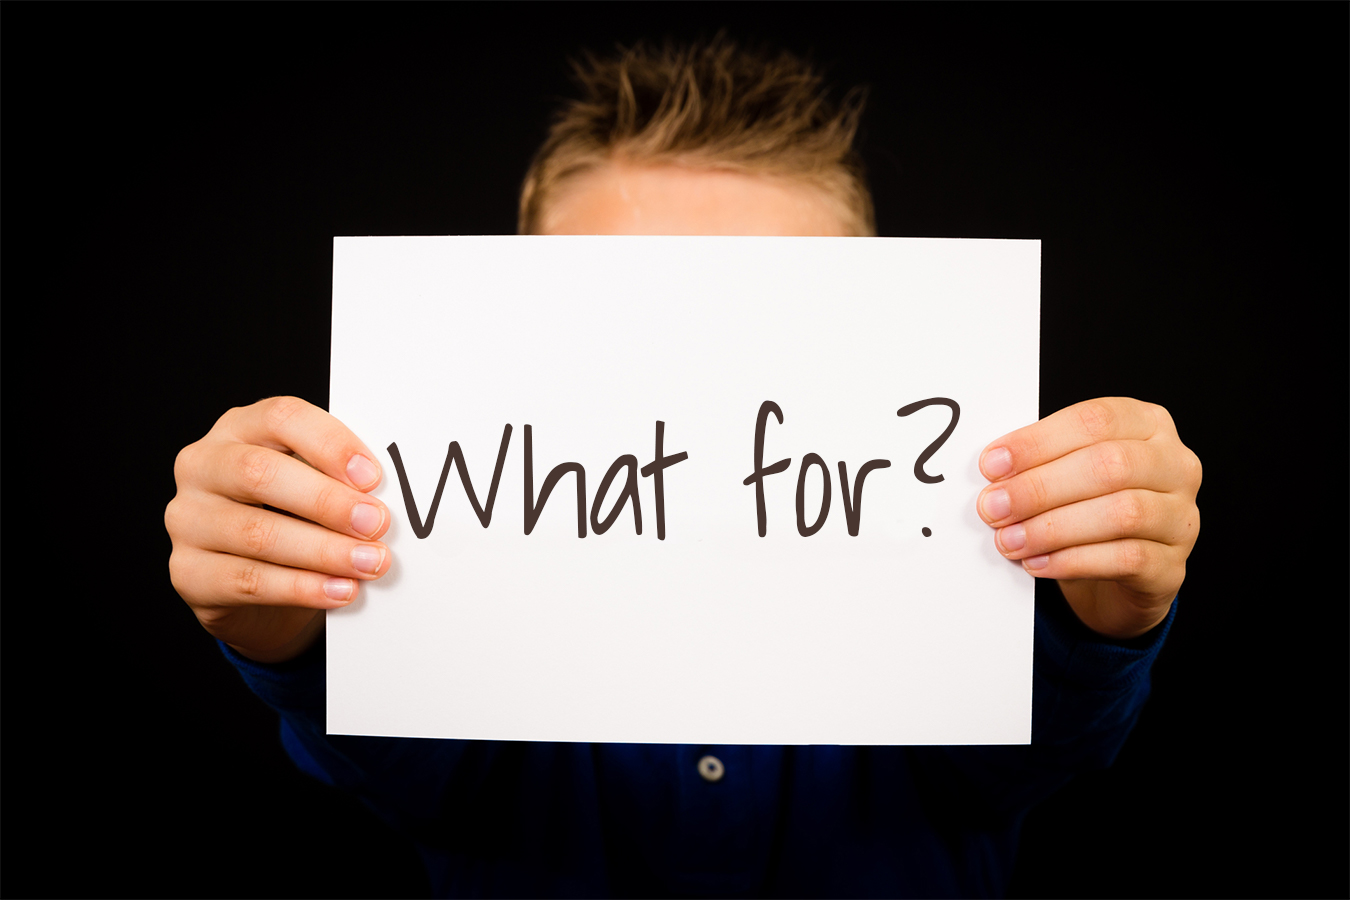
[538,161,853,236]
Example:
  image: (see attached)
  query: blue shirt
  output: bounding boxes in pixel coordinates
[222,592,1174,897]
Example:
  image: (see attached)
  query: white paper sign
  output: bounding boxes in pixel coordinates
[329,236,1039,745]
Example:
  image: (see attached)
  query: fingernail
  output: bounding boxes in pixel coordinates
[982,447,1014,480]
[999,523,1026,552]
[1023,554,1050,571]
[324,577,354,601]
[347,454,380,489]
[351,545,385,575]
[981,489,1011,522]
[352,503,384,537]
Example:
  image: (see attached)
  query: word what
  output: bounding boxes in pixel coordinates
[388,421,687,540]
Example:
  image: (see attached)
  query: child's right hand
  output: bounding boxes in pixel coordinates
[165,397,393,663]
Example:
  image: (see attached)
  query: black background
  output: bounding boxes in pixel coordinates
[7,4,1347,898]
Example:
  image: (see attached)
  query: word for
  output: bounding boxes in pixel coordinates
[742,399,960,537]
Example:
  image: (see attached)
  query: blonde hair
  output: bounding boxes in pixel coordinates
[519,36,875,236]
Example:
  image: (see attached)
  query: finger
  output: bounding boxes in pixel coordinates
[977,437,1188,527]
[181,496,390,579]
[218,396,383,492]
[1017,538,1185,600]
[173,546,363,610]
[201,442,389,540]
[980,398,1172,482]
[993,489,1197,559]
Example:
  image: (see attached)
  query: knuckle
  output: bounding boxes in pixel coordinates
[167,549,191,597]
[164,496,205,549]
[1113,492,1147,536]
[195,605,229,630]
[315,538,345,576]
[293,568,319,604]
[173,441,202,486]
[1145,547,1172,586]
[214,406,244,432]
[164,496,185,539]
[1023,470,1052,512]
[1015,433,1046,472]
[238,447,281,495]
[241,512,281,558]
[1184,447,1203,491]
[1075,400,1117,442]
[1090,441,1132,491]
[1174,500,1202,550]
[1150,402,1177,434]
[312,481,347,526]
[1117,540,1149,576]
[233,562,267,600]
[1033,511,1058,549]
[314,427,351,470]
[261,396,308,434]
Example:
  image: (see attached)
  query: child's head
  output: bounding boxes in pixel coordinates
[519,36,875,237]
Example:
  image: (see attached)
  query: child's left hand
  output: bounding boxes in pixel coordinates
[977,398,1202,639]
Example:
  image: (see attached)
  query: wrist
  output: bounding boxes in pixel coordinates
[227,612,325,664]
[1059,581,1174,641]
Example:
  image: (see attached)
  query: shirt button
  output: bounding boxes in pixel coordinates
[697,754,725,783]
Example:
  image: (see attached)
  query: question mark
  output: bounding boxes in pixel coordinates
[897,398,960,483]
[898,398,960,537]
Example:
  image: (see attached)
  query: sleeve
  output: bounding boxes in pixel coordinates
[912,585,1177,822]
[220,639,616,895]
[218,637,470,830]
[1030,585,1177,767]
